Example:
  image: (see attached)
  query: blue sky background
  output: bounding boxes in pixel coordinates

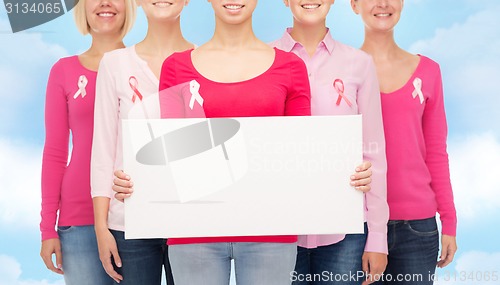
[1,0,499,284]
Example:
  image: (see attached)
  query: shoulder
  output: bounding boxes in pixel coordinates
[417,55,441,73]
[50,55,80,73]
[274,48,306,67]
[336,41,370,59]
[100,46,134,65]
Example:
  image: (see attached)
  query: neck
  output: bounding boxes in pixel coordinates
[86,33,124,56]
[289,21,328,56]
[360,29,401,61]
[210,17,259,49]
[137,18,189,58]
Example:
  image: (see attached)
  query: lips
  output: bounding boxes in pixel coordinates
[223,4,245,10]
[301,4,321,9]
[153,1,173,7]
[374,13,392,17]
[96,11,116,17]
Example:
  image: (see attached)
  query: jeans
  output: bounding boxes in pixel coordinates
[292,223,368,285]
[169,242,297,285]
[374,217,439,285]
[58,225,114,285]
[111,230,174,285]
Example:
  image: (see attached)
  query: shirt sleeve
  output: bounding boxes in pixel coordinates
[91,55,118,199]
[40,60,68,241]
[285,53,311,116]
[422,63,457,236]
[358,56,389,254]
[159,55,186,118]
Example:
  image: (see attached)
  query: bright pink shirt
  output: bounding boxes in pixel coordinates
[381,55,457,236]
[271,29,389,254]
[41,56,97,241]
[159,48,311,245]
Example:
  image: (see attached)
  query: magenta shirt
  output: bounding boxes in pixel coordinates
[41,56,97,240]
[271,29,389,253]
[381,55,457,236]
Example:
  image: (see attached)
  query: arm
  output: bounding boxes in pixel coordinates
[40,60,67,274]
[357,57,389,285]
[285,53,311,116]
[91,56,123,282]
[422,62,457,267]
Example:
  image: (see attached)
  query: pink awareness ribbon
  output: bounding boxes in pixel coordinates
[73,75,88,99]
[129,76,143,103]
[189,80,204,110]
[412,77,424,104]
[334,79,352,107]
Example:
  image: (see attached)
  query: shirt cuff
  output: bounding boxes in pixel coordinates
[364,231,388,254]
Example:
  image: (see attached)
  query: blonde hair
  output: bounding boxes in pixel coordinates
[73,0,136,39]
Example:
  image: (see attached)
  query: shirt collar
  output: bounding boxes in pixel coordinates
[280,27,336,55]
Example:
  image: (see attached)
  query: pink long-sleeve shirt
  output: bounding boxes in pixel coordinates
[41,56,97,241]
[381,55,457,236]
[271,29,389,254]
[91,46,161,231]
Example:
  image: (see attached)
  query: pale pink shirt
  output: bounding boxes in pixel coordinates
[271,29,389,253]
[91,46,160,231]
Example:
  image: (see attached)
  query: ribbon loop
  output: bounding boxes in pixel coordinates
[334,79,352,107]
[129,76,143,103]
[73,75,88,99]
[412,77,424,104]
[189,80,204,110]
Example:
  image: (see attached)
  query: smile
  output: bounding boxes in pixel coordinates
[223,4,244,10]
[302,4,321,9]
[153,1,173,7]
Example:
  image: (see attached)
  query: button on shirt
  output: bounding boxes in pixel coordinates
[270,29,389,254]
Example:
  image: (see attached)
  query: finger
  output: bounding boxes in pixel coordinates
[54,246,63,273]
[351,170,373,181]
[112,184,134,194]
[41,252,63,275]
[355,185,371,193]
[113,177,134,188]
[357,161,372,172]
[102,255,123,283]
[351,177,372,187]
[114,170,129,180]
[438,247,456,268]
[114,193,131,202]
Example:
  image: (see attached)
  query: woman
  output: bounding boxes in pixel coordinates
[91,0,193,284]
[153,0,310,284]
[40,0,136,284]
[271,1,389,284]
[351,0,458,283]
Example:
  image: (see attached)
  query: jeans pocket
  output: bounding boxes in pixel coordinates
[406,218,438,237]
[57,226,74,232]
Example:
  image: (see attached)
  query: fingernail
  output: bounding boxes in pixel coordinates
[117,262,122,267]
[130,182,134,187]
[350,181,356,185]
[350,175,356,180]
[57,264,62,269]
[126,175,130,180]
[356,168,361,171]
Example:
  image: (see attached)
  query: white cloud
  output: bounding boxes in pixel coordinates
[0,255,64,285]
[0,19,67,134]
[0,138,42,229]
[409,5,500,132]
[435,251,500,285]
[448,133,500,221]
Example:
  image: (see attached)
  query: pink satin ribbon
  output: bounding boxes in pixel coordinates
[129,76,143,103]
[334,79,352,107]
[73,75,88,99]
